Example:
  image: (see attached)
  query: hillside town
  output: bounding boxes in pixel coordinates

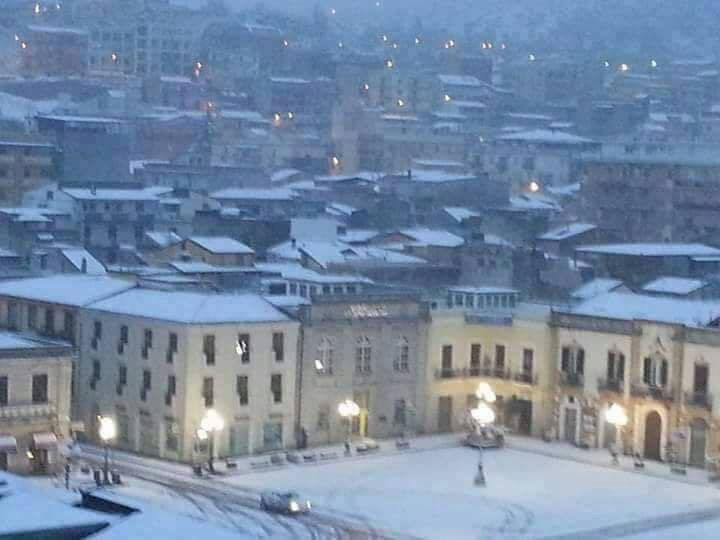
[3,1,720,538]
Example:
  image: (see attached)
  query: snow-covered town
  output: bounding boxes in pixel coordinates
[3,0,720,538]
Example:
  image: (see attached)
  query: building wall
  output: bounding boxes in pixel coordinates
[77,309,299,461]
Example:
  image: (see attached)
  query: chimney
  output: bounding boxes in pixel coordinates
[407,169,412,179]
[81,258,88,273]
[291,237,297,248]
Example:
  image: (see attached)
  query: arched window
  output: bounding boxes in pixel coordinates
[355,336,372,374]
[393,337,409,372]
[315,338,333,375]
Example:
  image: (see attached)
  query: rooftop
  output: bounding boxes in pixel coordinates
[210,187,296,201]
[63,188,158,202]
[498,129,594,145]
[188,236,254,255]
[0,275,134,307]
[571,278,625,300]
[88,290,290,324]
[642,277,708,296]
[437,74,483,87]
[444,206,481,222]
[538,223,596,241]
[576,243,720,257]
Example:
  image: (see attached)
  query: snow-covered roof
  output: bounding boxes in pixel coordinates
[0,92,58,121]
[326,202,357,217]
[398,227,465,248]
[576,243,720,257]
[449,286,518,295]
[438,74,482,87]
[497,129,594,145]
[0,207,67,223]
[221,109,267,122]
[546,183,581,197]
[0,275,134,307]
[0,332,71,351]
[27,24,88,35]
[271,168,302,183]
[145,231,182,249]
[444,206,480,222]
[257,262,372,284]
[88,290,290,324]
[538,223,596,241]
[508,195,561,212]
[63,188,158,202]
[571,278,625,300]
[60,248,106,275]
[210,187,296,201]
[338,229,379,244]
[453,100,487,109]
[398,170,476,183]
[270,240,427,269]
[568,292,720,328]
[642,277,707,296]
[269,76,311,84]
[188,236,254,255]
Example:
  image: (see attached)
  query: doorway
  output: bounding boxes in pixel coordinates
[644,411,662,460]
[603,421,618,449]
[689,418,708,467]
[438,396,453,433]
[563,408,578,443]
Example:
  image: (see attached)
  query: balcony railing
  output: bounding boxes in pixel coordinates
[559,371,584,387]
[513,372,538,385]
[631,383,674,401]
[434,367,526,382]
[0,402,55,419]
[597,377,624,393]
[684,391,712,410]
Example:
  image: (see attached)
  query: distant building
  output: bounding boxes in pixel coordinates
[0,134,57,206]
[19,25,89,77]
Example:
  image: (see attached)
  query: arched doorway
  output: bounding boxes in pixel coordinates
[689,418,708,467]
[644,411,662,460]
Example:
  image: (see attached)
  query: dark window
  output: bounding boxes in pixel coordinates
[522,349,534,375]
[166,375,176,406]
[576,349,585,374]
[237,375,249,405]
[470,344,482,368]
[32,374,48,404]
[27,305,37,329]
[441,345,453,370]
[203,377,214,407]
[272,332,284,362]
[203,335,215,365]
[660,359,669,386]
[120,325,128,343]
[44,308,54,334]
[0,376,7,405]
[271,374,282,403]
[92,359,101,381]
[93,321,102,340]
[63,311,75,340]
[643,357,652,384]
[237,334,250,363]
[393,398,407,425]
[561,347,570,372]
[169,332,178,352]
[144,329,153,349]
[495,345,506,370]
[141,369,151,401]
[118,365,127,385]
[694,364,709,393]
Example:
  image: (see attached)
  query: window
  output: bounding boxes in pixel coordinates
[441,345,453,371]
[32,374,48,404]
[236,334,250,363]
[166,375,176,406]
[91,359,101,390]
[143,329,153,358]
[7,302,17,330]
[355,337,372,374]
[271,374,282,403]
[141,370,151,401]
[561,346,585,374]
[643,356,668,387]
[494,345,506,374]
[237,375,249,405]
[63,311,74,339]
[165,420,179,452]
[272,332,284,362]
[393,399,407,426]
[120,325,128,343]
[470,344,482,371]
[202,377,214,407]
[316,338,334,374]
[93,321,102,340]
[44,308,54,334]
[203,335,215,366]
[27,305,37,330]
[167,332,178,363]
[0,376,7,405]
[393,337,409,372]
[317,403,330,430]
[118,364,127,385]
[606,351,625,381]
[694,363,709,394]
[263,421,283,450]
[523,349,534,375]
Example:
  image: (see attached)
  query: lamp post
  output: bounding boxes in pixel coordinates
[605,403,628,465]
[200,409,224,473]
[471,383,497,487]
[338,399,360,455]
[98,416,116,485]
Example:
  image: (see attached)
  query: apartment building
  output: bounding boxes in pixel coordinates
[0,333,73,474]
[298,294,428,446]
[0,135,57,206]
[424,300,553,437]
[79,289,299,461]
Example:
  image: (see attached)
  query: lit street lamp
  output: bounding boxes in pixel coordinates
[98,416,116,485]
[471,383,497,487]
[605,403,628,465]
[200,408,224,473]
[338,399,360,454]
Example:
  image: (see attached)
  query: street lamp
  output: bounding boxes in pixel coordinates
[470,401,496,427]
[605,403,628,465]
[338,399,360,454]
[98,416,116,485]
[200,408,224,473]
[471,383,496,487]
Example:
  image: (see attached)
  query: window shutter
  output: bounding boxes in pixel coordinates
[561,347,570,372]
[643,357,652,384]
[576,349,585,375]
[618,354,625,381]
[606,352,615,380]
[660,360,669,386]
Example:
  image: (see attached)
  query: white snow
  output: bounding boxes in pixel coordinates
[257,262,372,284]
[498,129,594,145]
[339,229,379,244]
[0,275,134,307]
[642,277,707,296]
[438,74,483,87]
[60,248,107,275]
[538,223,596,241]
[0,331,68,351]
[145,231,182,248]
[508,196,561,212]
[571,278,624,300]
[398,227,465,248]
[188,236,254,255]
[398,170,477,183]
[576,243,720,257]
[210,188,296,201]
[444,206,480,222]
[87,290,290,324]
[449,285,518,294]
[568,292,720,327]
[270,168,301,183]
[63,188,159,202]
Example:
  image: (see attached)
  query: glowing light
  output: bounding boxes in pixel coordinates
[34,3,41,15]
[14,34,19,42]
[363,82,370,91]
[98,416,117,442]
[382,34,388,42]
[487,42,493,49]
[195,61,203,70]
[396,98,405,107]
[620,63,630,72]
[273,113,281,124]
[110,52,118,62]
[481,42,487,50]
[605,403,628,428]
[529,53,536,61]
[331,156,340,167]
[21,41,28,50]
[470,402,496,426]
[337,41,344,48]
[650,59,658,68]
[287,112,294,119]
[314,359,324,371]
[501,43,506,50]
[385,59,394,68]
[282,39,289,47]
[338,399,360,418]
[330,7,336,15]
[375,1,381,6]
[415,36,421,45]
[475,382,496,403]
[200,409,224,433]
[392,42,398,49]
[529,180,540,193]
[444,94,452,102]
[604,60,610,68]
[196,428,209,441]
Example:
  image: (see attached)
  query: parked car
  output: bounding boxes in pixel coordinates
[260,491,312,515]
[463,426,505,449]
[355,438,380,453]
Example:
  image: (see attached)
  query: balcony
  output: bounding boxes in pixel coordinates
[631,383,674,401]
[560,371,584,387]
[513,372,538,385]
[597,378,624,394]
[684,391,712,410]
[0,402,55,419]
[434,367,513,381]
